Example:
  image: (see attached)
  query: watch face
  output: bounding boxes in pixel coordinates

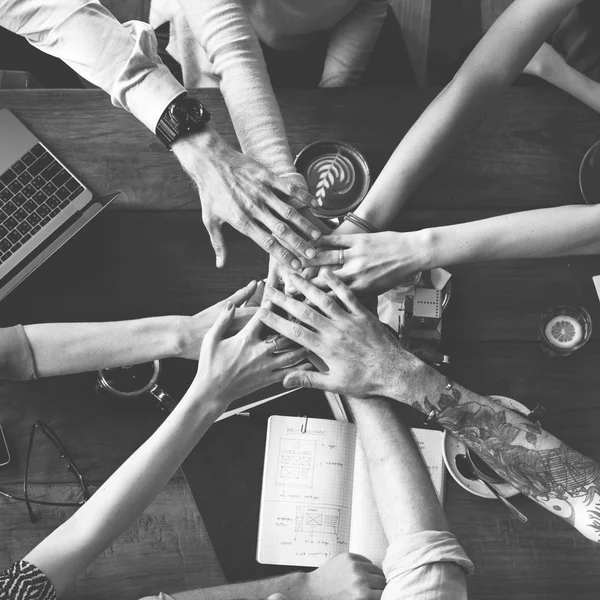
[176,97,204,125]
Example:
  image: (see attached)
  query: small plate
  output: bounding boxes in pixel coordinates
[443,395,531,499]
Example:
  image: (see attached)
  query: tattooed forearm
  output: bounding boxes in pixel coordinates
[411,383,600,541]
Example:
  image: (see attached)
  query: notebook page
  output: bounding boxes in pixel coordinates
[257,416,357,568]
[348,432,388,567]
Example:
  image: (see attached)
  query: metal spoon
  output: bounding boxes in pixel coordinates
[455,454,528,523]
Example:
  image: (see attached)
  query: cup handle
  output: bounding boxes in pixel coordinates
[149,384,176,413]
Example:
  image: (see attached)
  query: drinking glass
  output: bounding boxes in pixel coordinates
[539,305,592,357]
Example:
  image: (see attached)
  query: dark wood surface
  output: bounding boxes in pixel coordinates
[1,87,600,599]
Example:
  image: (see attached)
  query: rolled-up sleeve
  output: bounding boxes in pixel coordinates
[0,0,185,131]
[0,326,37,381]
[382,531,474,600]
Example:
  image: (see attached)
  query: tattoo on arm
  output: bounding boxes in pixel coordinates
[416,387,600,539]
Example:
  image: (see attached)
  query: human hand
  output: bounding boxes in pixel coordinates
[302,231,425,294]
[178,283,259,360]
[172,128,322,268]
[303,553,386,600]
[523,42,566,79]
[190,285,312,410]
[268,207,331,294]
[258,270,421,399]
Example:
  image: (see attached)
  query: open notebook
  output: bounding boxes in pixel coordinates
[256,416,445,568]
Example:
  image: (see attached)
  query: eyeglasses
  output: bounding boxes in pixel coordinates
[0,421,90,522]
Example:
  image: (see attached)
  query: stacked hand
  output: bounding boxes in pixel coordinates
[172,128,323,269]
[190,280,312,411]
[302,231,426,294]
[258,270,423,399]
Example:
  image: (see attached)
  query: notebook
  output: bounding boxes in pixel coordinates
[256,416,445,568]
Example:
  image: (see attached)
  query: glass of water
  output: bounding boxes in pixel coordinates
[539,305,593,357]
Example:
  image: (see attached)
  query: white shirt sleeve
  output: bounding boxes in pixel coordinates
[0,0,185,131]
[320,0,390,87]
[174,0,298,177]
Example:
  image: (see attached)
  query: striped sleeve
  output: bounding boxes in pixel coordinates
[0,561,56,600]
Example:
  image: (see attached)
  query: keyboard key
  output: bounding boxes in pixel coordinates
[37,205,50,217]
[42,162,61,182]
[47,197,60,209]
[0,188,11,202]
[33,191,47,205]
[59,200,69,209]
[12,161,26,175]
[68,189,83,201]
[55,186,69,201]
[0,225,7,238]
[7,230,21,243]
[31,225,41,234]
[24,200,37,212]
[3,201,16,215]
[12,193,26,207]
[21,232,32,243]
[0,240,11,253]
[30,144,44,158]
[40,217,50,226]
[14,208,28,222]
[65,178,79,192]
[21,151,36,167]
[18,171,33,185]
[12,241,22,251]
[32,176,45,190]
[4,216,17,230]
[53,170,70,188]
[22,184,36,199]
[17,222,31,235]
[0,251,12,261]
[29,153,53,176]
[49,208,59,218]
[42,181,58,196]
[0,210,7,224]
[26,213,41,226]
[8,180,23,194]
[0,170,16,186]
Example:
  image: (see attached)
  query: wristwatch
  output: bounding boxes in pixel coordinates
[155,93,211,149]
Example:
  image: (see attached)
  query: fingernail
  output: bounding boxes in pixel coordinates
[305,248,316,259]
[264,285,274,297]
[258,308,268,318]
[288,286,297,295]
[226,301,234,310]
[311,197,322,207]
[283,378,296,389]
[291,259,302,270]
[311,230,321,240]
[322,268,332,278]
[216,257,224,268]
[247,279,256,287]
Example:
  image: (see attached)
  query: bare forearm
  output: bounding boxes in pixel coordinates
[169,572,307,600]
[394,365,600,542]
[24,316,189,377]
[25,385,222,595]
[345,396,447,542]
[421,204,600,270]
[355,0,578,229]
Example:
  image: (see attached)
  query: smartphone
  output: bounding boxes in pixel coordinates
[0,424,10,467]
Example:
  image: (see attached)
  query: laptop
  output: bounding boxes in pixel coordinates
[0,109,119,301]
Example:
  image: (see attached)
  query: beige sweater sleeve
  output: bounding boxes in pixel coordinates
[175,0,298,177]
[320,0,390,87]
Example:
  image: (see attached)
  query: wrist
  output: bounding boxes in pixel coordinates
[279,571,310,600]
[383,352,442,405]
[412,228,437,271]
[171,125,224,164]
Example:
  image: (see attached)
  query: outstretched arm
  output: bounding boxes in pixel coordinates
[259,272,600,543]
[340,0,582,231]
[17,285,310,597]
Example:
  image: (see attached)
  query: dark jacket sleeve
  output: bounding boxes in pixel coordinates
[0,560,56,599]
[0,326,37,381]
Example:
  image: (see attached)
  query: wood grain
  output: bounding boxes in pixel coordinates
[1,88,600,599]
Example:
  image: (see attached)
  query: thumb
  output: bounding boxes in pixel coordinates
[207,301,236,342]
[283,369,327,390]
[267,595,288,600]
[227,280,258,308]
[206,219,227,268]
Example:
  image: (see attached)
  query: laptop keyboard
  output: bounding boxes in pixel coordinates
[0,144,85,265]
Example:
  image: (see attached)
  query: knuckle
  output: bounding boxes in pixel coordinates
[275,222,288,237]
[283,205,296,220]
[292,325,304,339]
[264,236,277,250]
[301,306,313,322]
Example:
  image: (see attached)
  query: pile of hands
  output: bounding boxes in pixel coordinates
[172,128,427,297]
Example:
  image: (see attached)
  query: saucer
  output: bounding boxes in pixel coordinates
[442,395,531,499]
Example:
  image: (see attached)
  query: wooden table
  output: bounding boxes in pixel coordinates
[1,87,600,600]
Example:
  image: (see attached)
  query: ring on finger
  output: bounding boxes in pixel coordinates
[339,249,344,265]
[265,337,279,353]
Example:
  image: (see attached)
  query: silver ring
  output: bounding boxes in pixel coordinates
[266,337,279,353]
[339,249,344,265]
